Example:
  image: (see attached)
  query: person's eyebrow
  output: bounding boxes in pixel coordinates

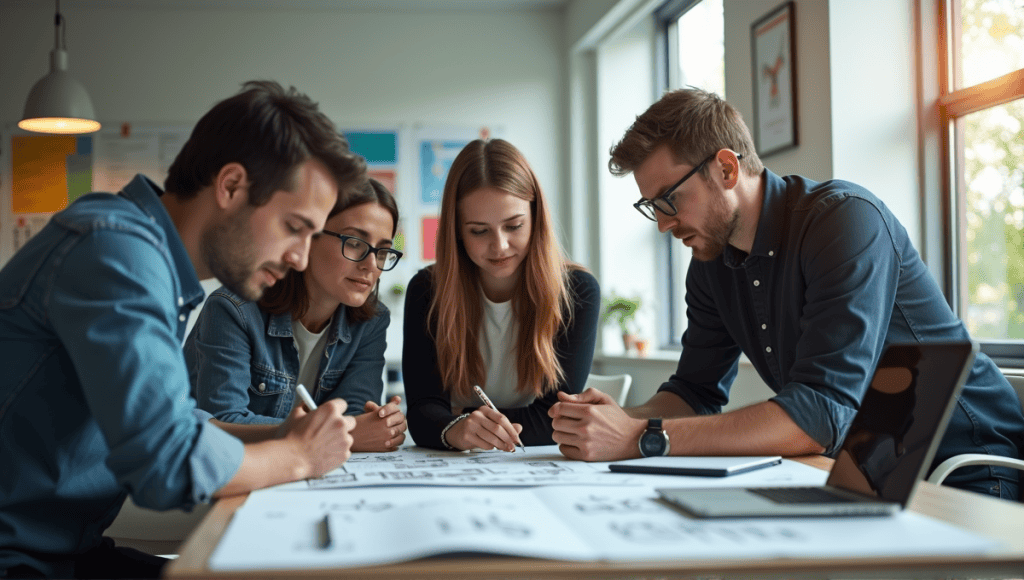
[339,226,393,246]
[465,213,526,226]
[293,214,317,231]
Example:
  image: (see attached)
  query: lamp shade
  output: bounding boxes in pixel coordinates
[18,49,100,134]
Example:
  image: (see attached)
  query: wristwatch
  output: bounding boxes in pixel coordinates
[638,418,670,457]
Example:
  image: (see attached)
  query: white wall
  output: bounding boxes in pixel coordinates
[1,0,566,365]
[582,0,926,409]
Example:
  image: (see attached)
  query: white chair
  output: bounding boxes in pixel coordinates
[105,497,210,556]
[926,373,1024,500]
[584,373,632,407]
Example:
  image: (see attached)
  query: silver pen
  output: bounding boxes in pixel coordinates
[473,385,526,452]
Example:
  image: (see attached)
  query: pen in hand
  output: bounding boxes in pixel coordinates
[295,383,318,411]
[473,385,526,453]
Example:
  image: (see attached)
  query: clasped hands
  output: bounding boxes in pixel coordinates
[549,387,646,461]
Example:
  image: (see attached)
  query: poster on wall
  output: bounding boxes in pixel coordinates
[11,134,93,214]
[413,126,497,263]
[751,1,798,157]
[1,125,192,266]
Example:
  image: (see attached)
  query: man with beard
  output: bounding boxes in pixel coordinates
[549,88,1023,501]
[0,81,366,579]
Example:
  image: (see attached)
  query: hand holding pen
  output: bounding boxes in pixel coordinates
[473,386,526,452]
[441,385,525,452]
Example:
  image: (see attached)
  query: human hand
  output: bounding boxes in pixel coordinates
[549,388,645,461]
[280,398,356,478]
[351,396,407,451]
[446,407,523,452]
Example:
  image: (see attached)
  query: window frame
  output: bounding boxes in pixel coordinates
[938,0,1024,366]
[653,0,715,350]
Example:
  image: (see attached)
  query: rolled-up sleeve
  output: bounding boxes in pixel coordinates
[50,231,243,510]
[657,264,740,415]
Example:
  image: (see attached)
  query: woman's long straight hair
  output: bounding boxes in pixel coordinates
[430,139,576,401]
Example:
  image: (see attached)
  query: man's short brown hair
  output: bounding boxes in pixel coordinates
[608,88,764,179]
[165,80,366,206]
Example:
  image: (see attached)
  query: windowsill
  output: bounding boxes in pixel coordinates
[595,350,755,367]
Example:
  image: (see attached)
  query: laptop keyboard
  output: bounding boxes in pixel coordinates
[750,487,857,504]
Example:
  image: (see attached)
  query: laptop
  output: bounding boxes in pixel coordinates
[656,341,978,518]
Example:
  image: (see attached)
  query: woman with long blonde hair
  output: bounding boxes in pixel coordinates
[404,139,600,450]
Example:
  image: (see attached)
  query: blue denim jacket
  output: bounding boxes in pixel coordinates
[659,170,1024,493]
[184,287,389,424]
[0,175,243,576]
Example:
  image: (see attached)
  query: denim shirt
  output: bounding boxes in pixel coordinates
[0,175,243,576]
[659,170,1024,488]
[184,287,390,424]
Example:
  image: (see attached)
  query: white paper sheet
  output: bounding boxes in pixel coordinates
[208,484,1002,571]
[265,445,828,491]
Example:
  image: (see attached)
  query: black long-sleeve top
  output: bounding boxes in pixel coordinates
[403,267,600,449]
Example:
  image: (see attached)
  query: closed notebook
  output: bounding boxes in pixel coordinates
[609,456,782,477]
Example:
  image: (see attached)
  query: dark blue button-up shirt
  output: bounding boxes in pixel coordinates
[660,170,1024,486]
[0,175,243,576]
[184,287,389,424]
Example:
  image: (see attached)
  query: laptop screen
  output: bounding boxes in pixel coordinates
[825,342,976,503]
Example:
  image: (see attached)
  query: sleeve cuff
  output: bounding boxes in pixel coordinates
[186,418,244,505]
[772,386,858,455]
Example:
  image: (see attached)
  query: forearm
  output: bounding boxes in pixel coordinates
[210,419,280,444]
[665,400,824,456]
[625,390,697,419]
[213,438,307,498]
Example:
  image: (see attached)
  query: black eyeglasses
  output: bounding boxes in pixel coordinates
[633,153,742,221]
[319,231,403,271]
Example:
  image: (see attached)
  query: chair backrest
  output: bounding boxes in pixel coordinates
[1004,373,1024,414]
[585,373,632,407]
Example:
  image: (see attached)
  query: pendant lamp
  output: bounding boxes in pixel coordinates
[18,0,101,134]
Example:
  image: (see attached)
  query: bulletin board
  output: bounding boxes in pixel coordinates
[0,123,192,266]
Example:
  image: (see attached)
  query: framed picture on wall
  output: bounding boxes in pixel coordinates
[751,1,798,157]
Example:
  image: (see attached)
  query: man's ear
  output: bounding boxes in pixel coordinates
[213,163,249,210]
[716,150,741,189]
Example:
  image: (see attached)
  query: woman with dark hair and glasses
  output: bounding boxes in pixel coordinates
[185,178,407,451]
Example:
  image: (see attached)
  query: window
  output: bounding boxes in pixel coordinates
[942,0,1024,363]
[656,0,725,347]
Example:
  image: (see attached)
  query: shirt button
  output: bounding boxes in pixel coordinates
[768,251,774,257]
[178,314,186,322]
[258,383,266,392]
[761,324,767,330]
[765,346,772,353]
[753,280,760,287]
[177,297,184,307]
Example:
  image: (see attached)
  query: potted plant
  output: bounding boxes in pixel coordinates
[601,293,642,353]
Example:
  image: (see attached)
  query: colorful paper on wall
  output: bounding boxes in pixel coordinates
[419,140,467,205]
[421,216,438,261]
[11,135,93,213]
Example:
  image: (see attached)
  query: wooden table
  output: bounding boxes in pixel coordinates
[165,456,1024,579]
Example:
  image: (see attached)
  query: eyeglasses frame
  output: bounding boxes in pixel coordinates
[319,230,404,271]
[633,152,743,222]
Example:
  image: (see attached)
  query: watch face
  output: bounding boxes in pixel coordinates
[640,430,668,457]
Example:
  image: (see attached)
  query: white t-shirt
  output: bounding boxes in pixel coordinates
[292,317,330,395]
[451,295,535,411]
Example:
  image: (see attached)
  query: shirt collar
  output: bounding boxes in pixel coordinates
[119,174,205,309]
[268,304,352,343]
[722,169,787,268]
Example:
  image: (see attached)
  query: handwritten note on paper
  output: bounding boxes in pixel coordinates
[208,484,1001,572]
[265,445,828,491]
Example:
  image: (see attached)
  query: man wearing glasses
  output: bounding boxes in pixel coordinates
[549,88,1023,499]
